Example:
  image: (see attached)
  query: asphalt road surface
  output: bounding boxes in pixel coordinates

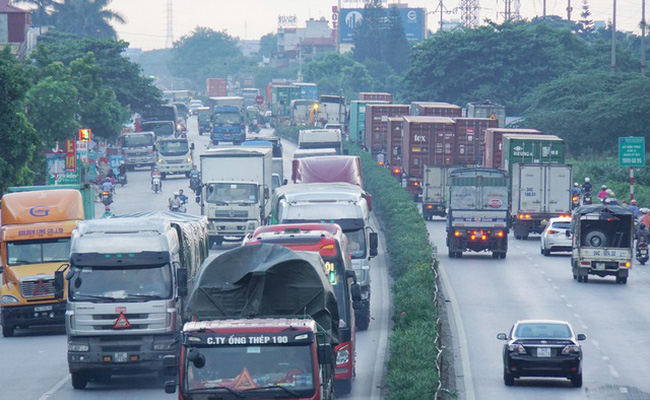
[429,218,650,400]
[0,118,392,399]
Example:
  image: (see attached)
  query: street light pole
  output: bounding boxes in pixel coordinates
[642,0,647,76]
[612,0,617,69]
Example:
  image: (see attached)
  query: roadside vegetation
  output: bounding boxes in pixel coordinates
[571,158,650,205]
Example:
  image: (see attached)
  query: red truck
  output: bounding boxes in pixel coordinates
[411,101,462,117]
[206,78,227,97]
[454,117,498,167]
[164,244,339,400]
[387,117,404,177]
[358,92,393,103]
[244,223,361,395]
[364,104,410,156]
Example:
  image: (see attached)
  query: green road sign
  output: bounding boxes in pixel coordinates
[619,137,646,167]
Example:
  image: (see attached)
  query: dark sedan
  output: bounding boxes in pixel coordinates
[497,320,586,387]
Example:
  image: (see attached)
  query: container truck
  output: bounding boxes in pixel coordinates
[502,134,565,174]
[446,168,510,259]
[386,117,404,172]
[483,128,542,168]
[359,92,393,103]
[272,85,302,118]
[298,129,343,154]
[163,244,338,400]
[454,117,498,166]
[244,223,363,394]
[120,131,156,170]
[56,212,209,389]
[0,189,85,337]
[206,77,227,97]
[511,164,573,240]
[292,156,364,188]
[209,97,245,145]
[422,166,454,220]
[156,136,195,178]
[271,183,378,331]
[349,100,387,146]
[364,104,410,156]
[199,147,273,246]
[317,95,346,127]
[293,82,319,101]
[466,100,506,128]
[245,135,284,182]
[570,204,633,284]
[411,102,462,117]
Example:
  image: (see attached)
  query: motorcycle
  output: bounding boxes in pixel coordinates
[637,241,649,265]
[117,172,127,187]
[100,190,113,207]
[572,195,581,209]
[190,177,201,194]
[169,199,187,213]
[583,192,592,205]
[152,177,161,194]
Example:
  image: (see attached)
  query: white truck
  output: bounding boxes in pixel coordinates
[511,164,573,240]
[298,129,343,154]
[422,166,454,220]
[156,137,195,179]
[271,183,378,331]
[121,131,156,170]
[199,147,273,247]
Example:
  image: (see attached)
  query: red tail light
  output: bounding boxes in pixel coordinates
[547,230,558,234]
[496,231,504,238]
[426,205,433,209]
[392,168,401,175]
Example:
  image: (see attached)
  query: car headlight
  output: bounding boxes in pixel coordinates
[562,344,580,355]
[68,343,90,352]
[1,295,19,304]
[158,159,163,163]
[507,344,527,354]
[336,345,350,365]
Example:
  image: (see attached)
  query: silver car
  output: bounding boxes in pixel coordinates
[540,217,572,256]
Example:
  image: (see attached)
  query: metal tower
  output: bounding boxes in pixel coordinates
[458,0,481,28]
[499,0,521,22]
[166,0,173,48]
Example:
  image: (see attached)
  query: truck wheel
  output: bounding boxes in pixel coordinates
[71,372,88,390]
[500,252,507,259]
[492,252,500,259]
[449,252,455,258]
[456,252,463,259]
[335,379,352,395]
[543,249,551,257]
[583,229,609,248]
[2,324,15,337]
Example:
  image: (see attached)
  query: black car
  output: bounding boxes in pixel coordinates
[497,320,586,387]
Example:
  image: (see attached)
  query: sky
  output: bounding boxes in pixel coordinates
[68,0,649,50]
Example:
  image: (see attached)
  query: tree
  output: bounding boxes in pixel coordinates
[579,0,594,34]
[304,53,374,100]
[25,77,80,146]
[16,0,54,27]
[259,33,277,59]
[382,6,410,73]
[353,0,386,63]
[51,0,126,39]
[0,49,39,190]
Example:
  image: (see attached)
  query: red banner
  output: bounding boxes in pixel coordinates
[65,139,76,172]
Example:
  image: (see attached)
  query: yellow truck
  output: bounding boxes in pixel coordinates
[1,189,84,337]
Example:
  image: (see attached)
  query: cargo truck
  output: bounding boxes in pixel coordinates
[271,183,378,331]
[140,121,176,140]
[511,164,573,240]
[317,95,346,127]
[349,100,387,146]
[466,100,506,128]
[246,135,284,182]
[206,77,227,97]
[411,102,462,117]
[364,104,410,156]
[292,155,364,188]
[244,223,363,394]
[196,107,211,135]
[446,168,510,259]
[272,85,302,119]
[570,204,633,284]
[298,129,343,154]
[121,131,156,170]
[55,212,209,389]
[422,166,453,219]
[209,97,246,145]
[156,137,195,179]
[141,104,178,125]
[0,189,85,337]
[164,244,338,400]
[483,128,542,168]
[199,147,273,246]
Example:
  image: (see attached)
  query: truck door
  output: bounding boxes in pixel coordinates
[425,166,445,204]
[545,166,572,214]
[516,165,543,214]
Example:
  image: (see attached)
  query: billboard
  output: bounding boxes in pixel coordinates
[339,7,426,44]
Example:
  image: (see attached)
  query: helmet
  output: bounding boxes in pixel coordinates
[585,177,590,183]
[574,182,579,187]
[602,185,607,189]
[641,223,646,229]
[606,189,613,195]
[631,199,637,205]
[642,208,649,214]
[104,177,111,182]
[173,191,180,196]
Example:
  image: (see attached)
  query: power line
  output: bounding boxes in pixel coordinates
[458,0,480,28]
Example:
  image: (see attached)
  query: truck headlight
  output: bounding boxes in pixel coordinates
[158,159,163,163]
[153,341,176,351]
[68,343,90,352]
[247,221,257,230]
[1,295,19,304]
[187,157,192,162]
[336,345,350,365]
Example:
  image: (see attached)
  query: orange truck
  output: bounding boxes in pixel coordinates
[0,189,84,337]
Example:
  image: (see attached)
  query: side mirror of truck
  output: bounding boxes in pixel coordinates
[54,271,65,300]
[369,232,379,258]
[195,195,201,204]
[177,267,188,297]
[566,230,572,238]
[187,348,206,368]
[190,142,195,150]
[317,344,334,365]
[264,187,270,200]
[351,283,362,305]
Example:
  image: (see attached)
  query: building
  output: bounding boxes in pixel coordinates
[272,17,335,69]
[0,0,32,58]
[237,39,261,58]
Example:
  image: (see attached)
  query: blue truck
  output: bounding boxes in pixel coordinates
[209,97,245,145]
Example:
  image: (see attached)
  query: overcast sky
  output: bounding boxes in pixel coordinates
[98,0,646,50]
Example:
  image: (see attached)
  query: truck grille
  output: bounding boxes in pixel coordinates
[213,210,248,218]
[20,277,56,298]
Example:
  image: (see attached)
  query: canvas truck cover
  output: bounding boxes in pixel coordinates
[292,156,363,187]
[185,244,339,342]
[573,204,633,216]
[1,189,84,226]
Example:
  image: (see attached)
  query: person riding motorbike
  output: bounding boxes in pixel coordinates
[151,167,163,191]
[582,177,592,194]
[571,182,581,196]
[598,185,608,201]
[636,223,650,244]
[189,165,201,192]
[100,178,114,205]
[630,199,640,218]
[169,191,184,211]
[178,189,189,204]
[640,208,650,226]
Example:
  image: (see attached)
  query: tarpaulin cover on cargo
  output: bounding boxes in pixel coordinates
[185,244,339,342]
[573,204,633,216]
[292,156,363,187]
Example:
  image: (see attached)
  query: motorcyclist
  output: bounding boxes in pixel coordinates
[598,185,608,201]
[582,177,592,194]
[169,191,182,211]
[640,208,650,226]
[603,191,619,205]
[100,178,114,204]
[118,161,127,178]
[571,183,581,196]
[189,165,201,192]
[636,223,650,244]
[151,167,163,191]
[629,199,640,218]
[106,168,116,182]
[178,189,188,204]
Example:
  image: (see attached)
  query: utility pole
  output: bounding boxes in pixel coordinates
[642,0,647,76]
[458,0,480,28]
[166,0,173,48]
[499,0,520,22]
[612,0,617,69]
[433,0,446,32]
[543,0,547,19]
[567,0,573,20]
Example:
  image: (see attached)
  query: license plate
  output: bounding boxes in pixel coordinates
[114,352,128,363]
[537,347,551,357]
[641,250,648,255]
[34,305,53,312]
[596,262,605,269]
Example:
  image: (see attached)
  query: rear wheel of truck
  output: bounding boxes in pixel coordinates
[71,372,88,390]
[500,252,507,259]
[449,251,455,258]
[616,276,628,284]
[492,252,500,259]
[2,324,15,337]
[335,379,352,395]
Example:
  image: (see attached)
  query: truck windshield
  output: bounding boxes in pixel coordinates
[158,140,189,156]
[344,229,367,259]
[206,183,258,204]
[6,238,70,266]
[142,122,174,137]
[322,258,350,329]
[213,112,242,125]
[68,264,172,301]
[123,135,154,147]
[185,345,315,395]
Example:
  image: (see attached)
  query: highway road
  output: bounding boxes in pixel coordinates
[0,118,392,399]
[428,219,650,400]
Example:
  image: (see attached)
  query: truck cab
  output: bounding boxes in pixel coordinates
[0,189,84,337]
[196,107,211,135]
[571,204,634,284]
[156,137,194,179]
[121,131,156,169]
[141,120,177,140]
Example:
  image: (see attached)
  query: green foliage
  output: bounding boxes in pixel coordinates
[523,71,650,155]
[0,49,38,190]
[25,77,80,146]
[51,0,125,39]
[303,53,374,100]
[571,158,650,206]
[258,33,277,59]
[169,27,248,90]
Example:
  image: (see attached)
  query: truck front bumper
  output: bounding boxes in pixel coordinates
[68,334,177,374]
[211,133,245,143]
[1,300,66,328]
[208,219,258,237]
[157,162,193,174]
[125,156,156,166]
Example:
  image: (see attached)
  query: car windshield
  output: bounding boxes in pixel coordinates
[68,264,173,301]
[345,229,367,259]
[185,345,315,394]
[515,323,572,339]
[272,175,281,191]
[551,221,571,230]
[123,135,154,147]
[213,112,242,125]
[142,122,174,137]
[206,183,258,204]
[158,140,189,156]
[6,238,70,266]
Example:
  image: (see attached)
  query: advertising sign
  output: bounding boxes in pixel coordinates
[339,7,426,44]
[65,139,76,172]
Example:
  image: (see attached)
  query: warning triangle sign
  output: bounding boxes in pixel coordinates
[232,368,257,389]
[33,281,50,296]
[113,311,131,329]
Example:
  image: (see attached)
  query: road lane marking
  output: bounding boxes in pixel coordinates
[581,324,588,330]
[573,313,581,318]
[602,356,610,361]
[370,219,390,400]
[592,340,600,349]
[620,387,629,394]
[534,264,540,267]
[38,375,70,400]
[552,285,559,290]
[438,261,475,400]
[609,365,620,378]
[566,304,573,308]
